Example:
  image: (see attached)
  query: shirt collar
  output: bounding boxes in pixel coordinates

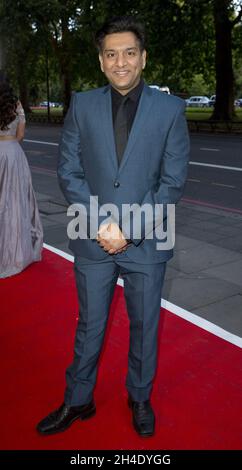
[111,78,144,103]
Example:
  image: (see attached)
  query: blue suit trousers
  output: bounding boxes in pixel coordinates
[64,252,166,405]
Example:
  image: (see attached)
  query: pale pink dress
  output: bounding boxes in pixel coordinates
[0,102,43,278]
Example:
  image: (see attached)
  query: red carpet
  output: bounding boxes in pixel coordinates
[0,248,241,450]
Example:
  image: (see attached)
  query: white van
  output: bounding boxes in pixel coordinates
[160,86,170,94]
[149,85,170,94]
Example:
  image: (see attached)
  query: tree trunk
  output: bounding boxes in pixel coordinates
[61,65,72,116]
[0,35,5,70]
[61,16,72,116]
[17,60,31,113]
[50,17,72,116]
[212,0,234,120]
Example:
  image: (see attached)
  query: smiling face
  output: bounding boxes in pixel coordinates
[99,31,146,95]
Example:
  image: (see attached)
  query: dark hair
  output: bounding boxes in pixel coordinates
[0,71,18,131]
[95,15,146,52]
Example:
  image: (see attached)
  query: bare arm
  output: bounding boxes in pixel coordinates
[16,120,25,141]
[16,101,26,141]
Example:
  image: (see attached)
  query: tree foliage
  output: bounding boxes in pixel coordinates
[0,0,241,120]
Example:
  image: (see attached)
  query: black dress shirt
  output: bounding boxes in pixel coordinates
[111,79,144,136]
[111,79,144,245]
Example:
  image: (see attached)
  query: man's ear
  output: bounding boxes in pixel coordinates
[99,54,104,72]
[142,50,147,70]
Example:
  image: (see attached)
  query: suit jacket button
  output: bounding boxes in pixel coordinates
[114,181,120,188]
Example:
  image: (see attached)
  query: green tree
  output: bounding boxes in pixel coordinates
[1,0,241,120]
[188,74,213,96]
[0,0,39,110]
[139,0,242,120]
[212,0,242,120]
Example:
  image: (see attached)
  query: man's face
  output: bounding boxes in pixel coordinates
[99,31,146,95]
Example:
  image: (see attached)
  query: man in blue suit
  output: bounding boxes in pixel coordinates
[37,16,190,437]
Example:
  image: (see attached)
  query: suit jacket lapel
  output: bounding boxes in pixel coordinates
[118,84,153,172]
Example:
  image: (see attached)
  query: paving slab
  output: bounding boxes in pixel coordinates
[163,275,240,311]
[170,242,242,274]
[193,294,242,336]
[201,259,242,287]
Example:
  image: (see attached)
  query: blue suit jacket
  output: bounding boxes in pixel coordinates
[58,83,190,263]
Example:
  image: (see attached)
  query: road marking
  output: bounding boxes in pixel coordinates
[25,149,43,155]
[30,165,56,176]
[43,242,242,348]
[23,139,242,173]
[24,139,58,146]
[25,150,53,159]
[212,182,236,188]
[182,197,242,215]
[200,147,220,152]
[190,161,242,172]
[187,178,201,183]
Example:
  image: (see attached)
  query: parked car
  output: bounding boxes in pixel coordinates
[149,85,170,94]
[209,95,216,107]
[39,101,56,108]
[160,86,170,94]
[185,96,210,108]
[51,102,63,107]
[149,85,160,90]
[235,98,242,108]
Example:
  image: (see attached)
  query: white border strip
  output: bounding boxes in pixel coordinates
[161,298,242,349]
[43,243,74,262]
[43,243,242,349]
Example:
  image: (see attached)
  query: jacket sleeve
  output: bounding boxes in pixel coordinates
[57,92,101,239]
[121,101,190,246]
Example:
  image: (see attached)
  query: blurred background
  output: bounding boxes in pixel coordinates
[0,0,242,124]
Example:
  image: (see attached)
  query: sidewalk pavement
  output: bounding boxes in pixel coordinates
[36,191,242,338]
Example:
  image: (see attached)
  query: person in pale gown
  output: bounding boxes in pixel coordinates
[0,72,43,278]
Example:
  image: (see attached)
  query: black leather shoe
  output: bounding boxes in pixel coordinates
[128,395,155,437]
[36,400,96,435]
